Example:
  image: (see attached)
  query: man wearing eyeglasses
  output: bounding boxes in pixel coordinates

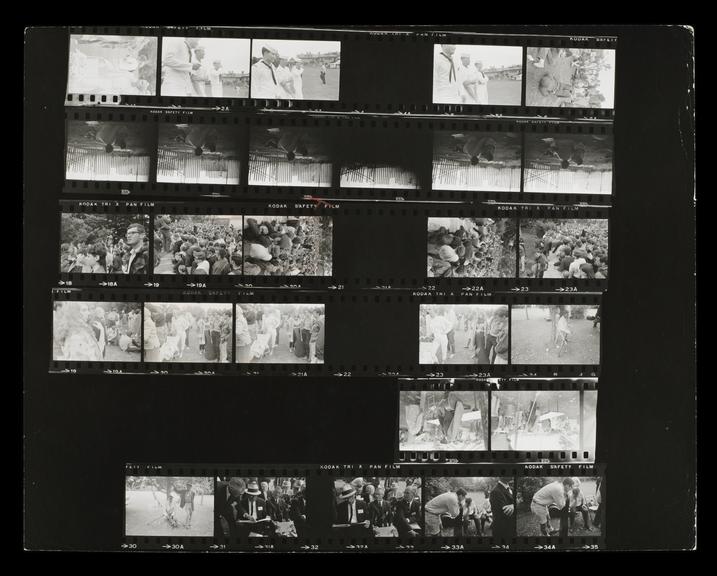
[123,224,148,275]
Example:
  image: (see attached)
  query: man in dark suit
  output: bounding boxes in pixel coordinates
[215,477,246,538]
[236,480,274,537]
[334,484,371,538]
[290,482,308,538]
[393,485,421,537]
[124,224,149,275]
[368,487,393,527]
[489,477,515,540]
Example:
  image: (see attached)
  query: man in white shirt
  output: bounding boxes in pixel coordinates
[433,44,461,103]
[208,60,224,98]
[457,53,479,104]
[445,307,458,358]
[190,46,209,96]
[474,61,490,104]
[289,59,304,99]
[531,478,573,536]
[251,45,280,98]
[162,37,201,96]
[424,488,467,536]
[275,57,294,98]
[428,309,451,363]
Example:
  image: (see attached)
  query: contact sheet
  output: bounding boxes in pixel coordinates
[27,24,646,554]
[123,462,606,551]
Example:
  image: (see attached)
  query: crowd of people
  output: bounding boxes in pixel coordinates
[520,220,608,279]
[153,215,242,275]
[424,479,514,539]
[420,306,509,365]
[143,304,233,363]
[525,477,601,536]
[216,478,307,538]
[53,302,141,361]
[236,304,325,364]
[332,478,422,538]
[527,48,613,108]
[244,216,332,276]
[61,219,150,275]
[428,217,515,278]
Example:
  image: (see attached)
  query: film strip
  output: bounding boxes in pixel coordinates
[62,109,614,206]
[396,378,598,463]
[65,27,616,120]
[50,289,602,377]
[58,199,609,291]
[123,462,606,551]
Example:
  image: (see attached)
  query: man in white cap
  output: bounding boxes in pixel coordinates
[162,37,202,96]
[251,45,280,98]
[288,58,304,99]
[208,59,224,97]
[433,44,461,104]
[457,52,479,104]
[276,56,294,98]
[474,61,490,104]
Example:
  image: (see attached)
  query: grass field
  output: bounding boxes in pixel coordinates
[298,67,340,101]
[511,315,600,365]
[125,490,214,537]
[52,341,140,362]
[486,79,521,106]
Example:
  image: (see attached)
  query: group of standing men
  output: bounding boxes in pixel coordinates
[251,45,309,99]
[162,37,226,97]
[434,44,490,104]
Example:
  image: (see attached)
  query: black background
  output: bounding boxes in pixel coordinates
[24,26,696,551]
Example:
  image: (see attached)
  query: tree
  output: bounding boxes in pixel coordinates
[519,477,547,508]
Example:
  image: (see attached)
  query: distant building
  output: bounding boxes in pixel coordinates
[483,65,522,81]
[296,51,341,66]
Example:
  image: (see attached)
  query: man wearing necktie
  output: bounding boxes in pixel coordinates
[251,45,280,99]
[161,37,201,97]
[334,484,370,537]
[393,485,422,537]
[241,481,273,536]
[433,44,461,104]
[490,477,515,540]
